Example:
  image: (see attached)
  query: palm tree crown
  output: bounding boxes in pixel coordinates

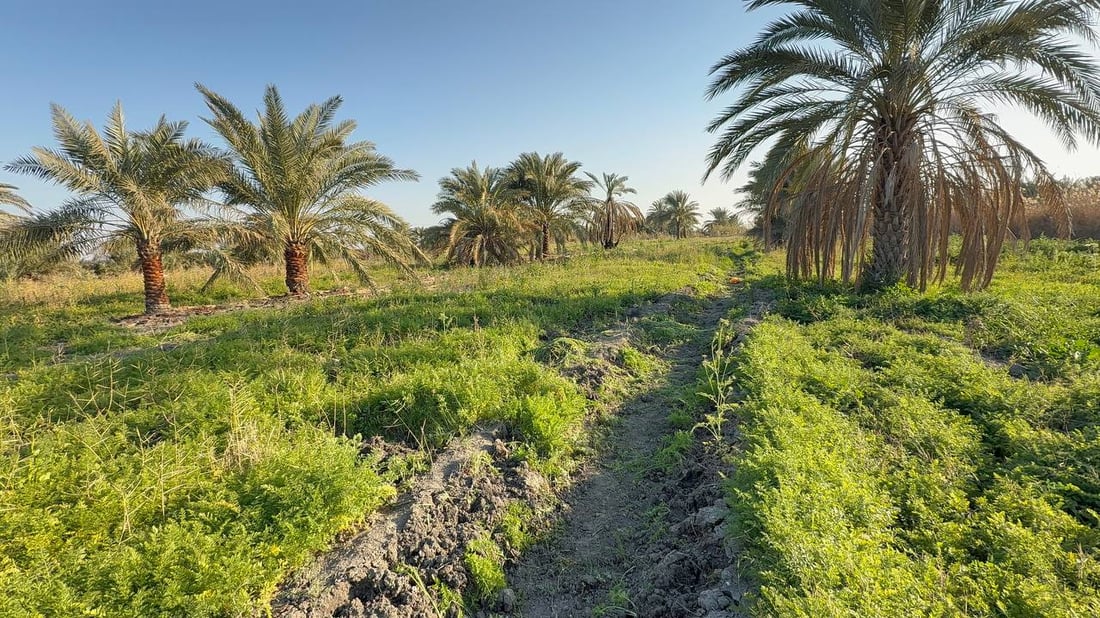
[431,162,527,267]
[584,172,643,249]
[649,191,701,239]
[198,84,422,295]
[4,103,226,313]
[706,0,1100,290]
[508,152,592,259]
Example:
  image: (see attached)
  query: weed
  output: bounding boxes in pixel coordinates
[498,501,538,555]
[463,534,506,602]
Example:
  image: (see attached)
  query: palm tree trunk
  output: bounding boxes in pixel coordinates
[136,239,170,315]
[540,221,550,260]
[866,122,912,289]
[603,203,615,249]
[284,240,310,296]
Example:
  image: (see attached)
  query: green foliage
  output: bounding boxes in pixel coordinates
[711,243,1100,616]
[637,314,699,347]
[654,429,694,472]
[498,501,538,555]
[618,345,658,378]
[463,534,506,602]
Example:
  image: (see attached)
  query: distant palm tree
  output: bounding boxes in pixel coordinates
[703,207,735,235]
[432,162,528,266]
[649,191,700,239]
[4,103,226,313]
[584,172,643,249]
[705,0,1100,290]
[508,152,592,259]
[198,84,422,295]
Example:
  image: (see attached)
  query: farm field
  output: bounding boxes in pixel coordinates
[0,239,747,617]
[707,240,1100,616]
[4,0,1100,616]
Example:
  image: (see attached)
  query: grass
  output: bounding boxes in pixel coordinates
[0,238,746,617]
[705,241,1100,616]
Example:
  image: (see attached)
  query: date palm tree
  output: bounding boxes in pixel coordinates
[198,84,422,295]
[705,0,1100,290]
[508,152,592,259]
[649,191,701,239]
[432,162,528,266]
[703,207,737,236]
[584,172,643,249]
[4,103,226,313]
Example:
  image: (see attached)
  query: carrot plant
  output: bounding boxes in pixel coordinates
[708,241,1100,616]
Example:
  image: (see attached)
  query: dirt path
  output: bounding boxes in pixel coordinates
[269,285,764,618]
[507,290,755,618]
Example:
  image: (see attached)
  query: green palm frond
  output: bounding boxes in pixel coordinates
[0,183,31,215]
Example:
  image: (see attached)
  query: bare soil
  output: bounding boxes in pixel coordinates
[505,289,770,618]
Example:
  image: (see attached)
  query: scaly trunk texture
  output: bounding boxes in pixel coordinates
[284,240,310,296]
[865,119,913,289]
[540,221,550,260]
[136,239,170,315]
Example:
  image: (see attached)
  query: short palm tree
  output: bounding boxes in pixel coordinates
[198,84,422,295]
[508,152,592,259]
[584,172,643,249]
[649,191,701,239]
[705,0,1100,290]
[4,103,226,313]
[432,162,528,266]
[703,207,736,236]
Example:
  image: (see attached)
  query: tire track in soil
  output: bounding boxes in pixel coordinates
[507,286,765,618]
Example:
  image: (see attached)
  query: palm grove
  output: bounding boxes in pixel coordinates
[2,0,1098,313]
[0,86,717,314]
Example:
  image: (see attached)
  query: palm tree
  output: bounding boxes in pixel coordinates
[4,103,226,313]
[705,0,1100,290]
[508,152,592,259]
[432,162,528,266]
[584,172,643,249]
[197,84,422,296]
[703,207,736,236]
[649,191,701,239]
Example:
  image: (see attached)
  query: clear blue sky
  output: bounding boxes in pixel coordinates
[0,1,787,226]
[3,1,1097,226]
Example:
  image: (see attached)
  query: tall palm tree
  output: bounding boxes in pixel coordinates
[649,191,701,239]
[4,103,226,313]
[431,162,528,266]
[585,172,643,249]
[198,84,422,295]
[705,0,1100,290]
[508,152,592,259]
